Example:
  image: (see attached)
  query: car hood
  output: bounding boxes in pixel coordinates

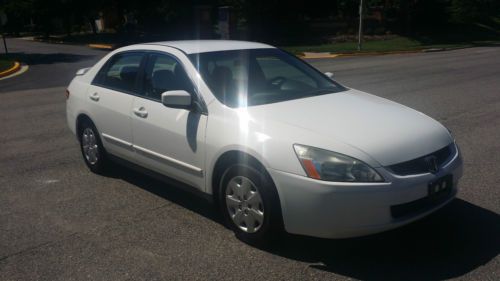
[245,89,452,166]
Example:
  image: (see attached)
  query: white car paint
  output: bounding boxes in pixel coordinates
[86,84,136,160]
[147,40,272,54]
[66,40,463,239]
[131,95,207,189]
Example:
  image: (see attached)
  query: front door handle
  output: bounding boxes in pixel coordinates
[133,107,148,118]
[89,92,100,101]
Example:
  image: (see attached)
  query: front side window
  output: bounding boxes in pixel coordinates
[96,53,144,93]
[142,54,195,100]
[189,48,346,107]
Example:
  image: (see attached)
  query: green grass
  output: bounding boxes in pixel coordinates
[281,36,481,55]
[0,55,15,72]
[283,18,500,55]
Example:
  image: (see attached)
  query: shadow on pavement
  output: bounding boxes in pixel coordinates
[8,52,95,66]
[104,163,223,225]
[268,199,500,280]
[104,164,499,280]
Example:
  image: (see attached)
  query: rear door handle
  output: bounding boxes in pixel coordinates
[89,92,100,101]
[133,107,148,118]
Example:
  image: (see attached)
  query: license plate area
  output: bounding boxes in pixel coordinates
[428,174,453,199]
[391,174,454,219]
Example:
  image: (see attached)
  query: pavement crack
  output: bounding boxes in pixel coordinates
[0,232,79,262]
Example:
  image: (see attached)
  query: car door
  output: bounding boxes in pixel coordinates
[87,51,146,161]
[131,52,207,190]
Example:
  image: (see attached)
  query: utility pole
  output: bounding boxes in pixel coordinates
[0,10,7,55]
[358,0,364,51]
[2,34,7,55]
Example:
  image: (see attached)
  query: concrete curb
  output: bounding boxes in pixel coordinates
[0,63,29,81]
[299,48,451,59]
[88,44,115,50]
[300,52,340,59]
[0,61,21,78]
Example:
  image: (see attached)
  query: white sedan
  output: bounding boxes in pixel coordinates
[66,40,463,244]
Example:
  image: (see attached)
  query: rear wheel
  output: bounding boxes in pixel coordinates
[219,163,282,245]
[79,121,108,174]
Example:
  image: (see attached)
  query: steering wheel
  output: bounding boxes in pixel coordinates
[268,76,287,88]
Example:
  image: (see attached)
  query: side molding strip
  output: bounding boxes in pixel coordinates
[101,134,203,177]
[102,133,133,150]
[133,145,204,177]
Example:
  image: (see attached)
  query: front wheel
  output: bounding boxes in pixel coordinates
[219,164,283,245]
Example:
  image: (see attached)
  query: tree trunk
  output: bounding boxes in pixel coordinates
[88,18,97,34]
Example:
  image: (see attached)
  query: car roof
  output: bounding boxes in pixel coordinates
[146,40,275,54]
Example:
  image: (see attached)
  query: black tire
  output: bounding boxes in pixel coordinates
[218,163,283,245]
[78,120,108,174]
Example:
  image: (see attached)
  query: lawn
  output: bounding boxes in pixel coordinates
[0,55,15,72]
[281,36,496,55]
[282,19,500,55]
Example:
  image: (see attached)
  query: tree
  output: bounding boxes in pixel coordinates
[449,0,497,24]
[0,0,34,35]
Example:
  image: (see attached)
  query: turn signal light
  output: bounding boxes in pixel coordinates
[301,158,321,179]
[65,89,70,99]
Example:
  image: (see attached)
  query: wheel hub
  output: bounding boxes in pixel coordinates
[225,176,264,233]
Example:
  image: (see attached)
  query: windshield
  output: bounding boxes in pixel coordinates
[188,48,347,107]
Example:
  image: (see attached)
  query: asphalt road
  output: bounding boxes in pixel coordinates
[1,39,499,281]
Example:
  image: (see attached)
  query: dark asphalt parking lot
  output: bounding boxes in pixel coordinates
[0,39,499,280]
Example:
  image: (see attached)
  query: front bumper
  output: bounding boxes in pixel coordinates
[268,148,463,239]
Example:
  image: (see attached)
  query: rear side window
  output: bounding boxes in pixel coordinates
[141,54,195,101]
[95,53,144,93]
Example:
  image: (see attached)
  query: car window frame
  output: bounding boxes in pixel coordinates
[91,49,208,115]
[136,51,208,115]
[92,51,147,96]
[138,52,195,101]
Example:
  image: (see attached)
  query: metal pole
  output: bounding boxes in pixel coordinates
[2,33,7,55]
[358,0,364,51]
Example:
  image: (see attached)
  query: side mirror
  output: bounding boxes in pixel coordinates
[161,90,192,110]
[76,67,91,76]
[324,72,334,80]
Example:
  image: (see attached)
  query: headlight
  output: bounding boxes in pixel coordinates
[293,144,384,182]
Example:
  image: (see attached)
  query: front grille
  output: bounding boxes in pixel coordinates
[387,144,455,176]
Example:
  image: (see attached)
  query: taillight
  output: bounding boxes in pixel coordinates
[65,89,70,99]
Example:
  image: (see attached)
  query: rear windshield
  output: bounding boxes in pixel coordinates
[189,48,346,107]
